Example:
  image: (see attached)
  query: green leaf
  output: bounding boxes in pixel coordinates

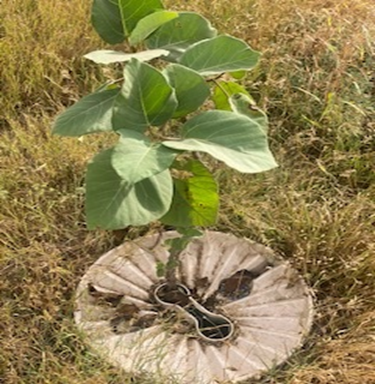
[212,81,250,111]
[146,12,217,61]
[164,228,203,256]
[162,110,277,173]
[176,227,203,237]
[161,160,219,227]
[84,49,169,64]
[156,261,166,277]
[52,88,119,137]
[129,11,179,46]
[165,236,191,256]
[164,226,203,254]
[229,93,268,133]
[86,148,173,230]
[112,59,177,132]
[91,0,125,44]
[118,0,163,36]
[180,35,260,75]
[91,0,164,43]
[163,64,210,118]
[230,70,246,80]
[112,129,177,184]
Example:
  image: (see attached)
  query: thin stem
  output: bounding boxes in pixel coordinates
[165,248,181,288]
[212,78,231,98]
[206,72,225,82]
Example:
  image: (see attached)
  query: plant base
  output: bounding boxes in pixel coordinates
[75,231,314,383]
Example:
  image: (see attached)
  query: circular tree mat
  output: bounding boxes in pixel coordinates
[75,231,314,383]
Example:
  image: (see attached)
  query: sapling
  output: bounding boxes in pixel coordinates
[52,0,277,291]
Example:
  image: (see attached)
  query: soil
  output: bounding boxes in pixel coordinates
[87,283,123,307]
[155,282,233,341]
[114,303,139,319]
[102,265,260,340]
[156,284,190,307]
[218,269,255,300]
[111,313,156,334]
[185,305,232,340]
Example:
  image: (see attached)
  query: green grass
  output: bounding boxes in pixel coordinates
[1,0,375,383]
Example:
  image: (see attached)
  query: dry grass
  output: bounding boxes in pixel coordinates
[1,0,374,383]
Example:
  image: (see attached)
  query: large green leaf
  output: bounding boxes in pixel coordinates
[212,81,250,111]
[146,12,217,61]
[129,11,179,46]
[52,88,119,137]
[112,59,177,132]
[112,129,177,184]
[91,0,163,44]
[161,160,218,227]
[84,49,169,64]
[86,147,173,229]
[229,93,268,133]
[163,64,210,118]
[118,0,163,36]
[91,0,125,44]
[162,110,277,173]
[180,35,260,76]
